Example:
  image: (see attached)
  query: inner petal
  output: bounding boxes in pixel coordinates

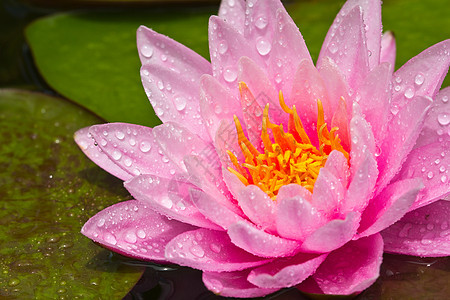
[227,82,349,200]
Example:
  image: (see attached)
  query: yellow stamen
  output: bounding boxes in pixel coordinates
[227,88,349,200]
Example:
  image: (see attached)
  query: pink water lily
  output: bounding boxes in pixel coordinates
[75,0,450,297]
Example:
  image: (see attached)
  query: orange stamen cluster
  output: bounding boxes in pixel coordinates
[227,82,349,200]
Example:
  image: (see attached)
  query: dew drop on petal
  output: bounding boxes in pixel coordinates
[115,131,125,140]
[442,95,449,103]
[97,218,105,227]
[441,175,448,183]
[140,45,153,58]
[414,73,425,86]
[427,171,434,179]
[404,87,415,99]
[209,243,222,253]
[190,245,205,258]
[161,197,173,209]
[328,42,338,54]
[218,40,228,55]
[254,16,268,29]
[137,229,146,239]
[104,232,117,245]
[174,96,187,111]
[223,66,237,83]
[437,113,449,126]
[139,141,151,153]
[125,231,137,244]
[256,38,271,56]
[112,150,122,160]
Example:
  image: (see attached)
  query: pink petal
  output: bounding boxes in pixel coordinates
[380,31,396,67]
[137,26,210,76]
[214,120,242,169]
[382,200,450,257]
[319,0,381,70]
[268,7,312,98]
[395,141,450,211]
[140,64,209,140]
[88,123,181,179]
[247,253,327,289]
[199,74,240,141]
[317,6,369,90]
[318,56,351,119]
[414,87,450,149]
[330,97,351,151]
[324,150,350,188]
[290,59,330,145]
[203,270,278,298]
[311,168,345,215]
[208,16,264,92]
[81,200,195,261]
[190,189,244,229]
[237,185,276,233]
[392,39,450,110]
[358,178,424,238]
[152,122,219,172]
[228,221,301,258]
[276,184,323,241]
[377,96,433,195]
[356,62,393,144]
[298,233,383,295]
[238,56,283,127]
[222,165,247,200]
[299,212,361,253]
[74,127,132,181]
[125,174,222,230]
[165,228,270,272]
[218,0,246,33]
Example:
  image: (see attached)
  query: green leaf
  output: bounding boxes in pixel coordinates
[0,89,143,299]
[25,9,213,127]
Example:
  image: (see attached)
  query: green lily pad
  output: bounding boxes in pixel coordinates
[0,89,143,299]
[25,9,214,127]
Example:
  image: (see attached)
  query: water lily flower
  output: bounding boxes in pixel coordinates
[75,0,450,297]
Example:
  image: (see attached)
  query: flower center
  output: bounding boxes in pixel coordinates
[227,82,349,200]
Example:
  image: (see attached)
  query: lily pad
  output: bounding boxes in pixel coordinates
[0,89,143,299]
[25,9,213,127]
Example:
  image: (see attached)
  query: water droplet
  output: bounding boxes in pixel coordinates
[174,96,187,111]
[441,175,448,183]
[208,279,223,294]
[161,197,173,209]
[112,150,122,160]
[390,105,399,115]
[214,105,222,114]
[427,223,434,231]
[140,45,153,58]
[137,229,146,239]
[439,165,446,172]
[256,38,271,56]
[404,87,414,99]
[210,243,222,253]
[97,218,105,227]
[414,73,425,85]
[190,245,205,258]
[254,16,268,29]
[427,171,434,179]
[123,157,132,167]
[442,95,449,103]
[223,66,237,82]
[157,81,164,90]
[227,0,235,7]
[328,42,338,54]
[398,223,412,238]
[437,113,449,126]
[104,232,117,245]
[115,131,125,140]
[125,231,137,244]
[218,40,228,54]
[395,76,402,83]
[139,141,151,153]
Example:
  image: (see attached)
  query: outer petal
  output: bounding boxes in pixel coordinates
[311,168,345,215]
[298,234,384,295]
[228,221,301,258]
[248,253,327,289]
[377,96,433,194]
[74,126,132,181]
[358,178,424,238]
[395,141,450,211]
[391,39,450,110]
[203,270,278,298]
[87,123,181,180]
[317,6,369,89]
[276,184,323,241]
[380,31,396,67]
[318,0,381,70]
[382,200,450,257]
[81,200,195,261]
[299,212,361,253]
[209,16,264,92]
[165,228,270,272]
[125,174,222,230]
[218,0,246,33]
[140,65,209,140]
